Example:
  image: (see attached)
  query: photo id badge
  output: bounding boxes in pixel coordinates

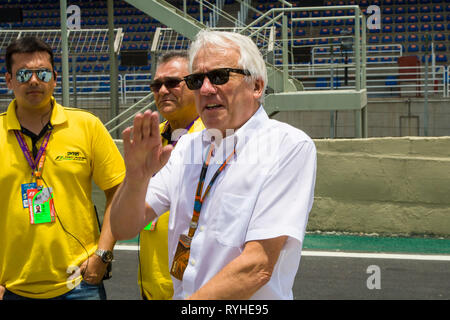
[27,187,56,224]
[170,234,192,281]
[21,182,37,208]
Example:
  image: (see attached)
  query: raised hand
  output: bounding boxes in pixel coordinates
[122,110,173,182]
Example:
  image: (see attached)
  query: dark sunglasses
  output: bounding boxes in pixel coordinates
[16,68,53,83]
[150,78,184,93]
[184,68,251,90]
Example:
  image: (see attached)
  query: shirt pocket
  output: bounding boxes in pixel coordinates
[213,192,255,247]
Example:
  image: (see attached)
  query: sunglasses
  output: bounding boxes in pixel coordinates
[150,78,184,93]
[16,68,53,83]
[184,68,251,90]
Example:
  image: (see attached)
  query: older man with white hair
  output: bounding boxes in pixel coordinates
[110,29,317,300]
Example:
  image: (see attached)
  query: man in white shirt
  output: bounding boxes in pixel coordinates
[110,30,317,300]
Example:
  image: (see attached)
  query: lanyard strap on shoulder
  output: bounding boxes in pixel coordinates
[14,129,52,184]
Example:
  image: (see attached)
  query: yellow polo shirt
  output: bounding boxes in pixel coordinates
[138,117,204,300]
[0,97,125,299]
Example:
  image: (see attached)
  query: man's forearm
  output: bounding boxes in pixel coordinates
[110,176,154,240]
[188,237,287,300]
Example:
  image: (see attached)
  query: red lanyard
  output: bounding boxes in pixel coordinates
[14,130,52,186]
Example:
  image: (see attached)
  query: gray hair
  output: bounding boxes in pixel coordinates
[157,50,189,66]
[188,30,267,102]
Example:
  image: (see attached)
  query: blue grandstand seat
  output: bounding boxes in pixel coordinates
[395,16,406,23]
[421,43,432,52]
[434,33,446,40]
[395,34,406,42]
[408,15,419,23]
[81,64,92,73]
[369,35,379,43]
[420,0,431,3]
[435,43,447,51]
[436,54,448,62]
[384,0,394,4]
[408,0,418,4]
[385,75,398,87]
[421,5,431,12]
[421,15,432,22]
[359,0,369,6]
[433,14,445,21]
[408,24,419,32]
[382,25,392,32]
[321,19,331,26]
[421,55,432,63]
[395,7,406,14]
[368,57,379,63]
[318,38,329,45]
[395,24,406,32]
[408,6,419,13]
[332,27,342,35]
[421,23,432,31]
[434,22,445,30]
[433,4,444,11]
[295,29,306,37]
[382,7,393,14]
[382,16,393,24]
[382,35,393,43]
[125,26,136,33]
[315,77,328,88]
[320,28,330,35]
[407,44,419,52]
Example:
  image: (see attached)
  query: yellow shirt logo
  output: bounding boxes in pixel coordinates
[55,151,87,162]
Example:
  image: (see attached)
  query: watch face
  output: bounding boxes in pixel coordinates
[103,251,113,263]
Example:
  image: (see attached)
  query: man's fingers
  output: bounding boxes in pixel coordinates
[150,111,160,140]
[122,127,132,153]
[160,145,174,167]
[142,111,152,139]
[133,113,144,143]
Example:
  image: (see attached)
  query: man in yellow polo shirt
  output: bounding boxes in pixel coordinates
[138,51,204,299]
[0,37,124,299]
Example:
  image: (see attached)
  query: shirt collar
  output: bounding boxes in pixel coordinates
[201,105,269,163]
[6,96,67,132]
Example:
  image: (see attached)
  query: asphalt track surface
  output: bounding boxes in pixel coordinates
[103,234,450,300]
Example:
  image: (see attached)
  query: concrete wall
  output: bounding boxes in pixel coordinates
[93,137,450,238]
[309,136,450,237]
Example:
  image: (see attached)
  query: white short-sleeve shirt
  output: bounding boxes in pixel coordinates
[146,106,317,300]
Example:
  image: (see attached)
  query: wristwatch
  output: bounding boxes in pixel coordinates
[95,249,114,264]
